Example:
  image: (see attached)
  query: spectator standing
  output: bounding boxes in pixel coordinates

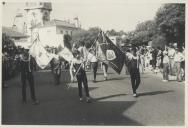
[181,46,185,81]
[162,51,169,82]
[174,48,184,82]
[168,45,176,75]
[151,48,158,72]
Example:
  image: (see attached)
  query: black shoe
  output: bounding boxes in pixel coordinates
[32,100,39,105]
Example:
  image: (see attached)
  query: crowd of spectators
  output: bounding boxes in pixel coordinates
[126,44,185,82]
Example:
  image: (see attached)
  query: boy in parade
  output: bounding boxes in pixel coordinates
[69,50,92,103]
[128,48,141,97]
[19,50,39,105]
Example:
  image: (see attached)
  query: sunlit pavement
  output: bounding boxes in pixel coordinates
[2,67,184,126]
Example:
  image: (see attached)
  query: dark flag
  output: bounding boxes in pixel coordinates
[98,32,125,74]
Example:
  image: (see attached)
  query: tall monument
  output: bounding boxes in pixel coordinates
[24,2,52,35]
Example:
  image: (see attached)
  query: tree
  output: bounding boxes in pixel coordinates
[2,33,17,55]
[155,4,185,47]
[129,20,157,46]
[71,27,101,48]
[151,35,167,49]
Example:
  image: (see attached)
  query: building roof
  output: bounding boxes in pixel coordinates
[2,27,29,38]
[32,19,77,29]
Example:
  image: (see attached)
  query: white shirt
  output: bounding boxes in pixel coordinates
[174,52,184,62]
[168,48,175,58]
[163,55,169,64]
[87,52,98,62]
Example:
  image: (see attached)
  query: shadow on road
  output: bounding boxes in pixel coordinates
[95,77,127,83]
[138,90,174,97]
[2,83,142,125]
[94,94,127,101]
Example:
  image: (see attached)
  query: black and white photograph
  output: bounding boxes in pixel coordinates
[1,0,186,127]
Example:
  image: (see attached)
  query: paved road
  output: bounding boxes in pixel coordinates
[2,67,185,126]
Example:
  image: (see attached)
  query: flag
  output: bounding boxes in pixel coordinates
[57,45,74,62]
[97,32,125,74]
[29,37,54,69]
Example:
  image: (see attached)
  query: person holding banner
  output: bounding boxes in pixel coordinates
[128,48,141,97]
[50,55,62,85]
[19,50,39,105]
[69,50,91,103]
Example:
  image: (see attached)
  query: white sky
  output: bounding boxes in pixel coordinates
[2,0,163,32]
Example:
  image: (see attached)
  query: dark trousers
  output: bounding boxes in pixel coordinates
[92,62,98,80]
[76,72,90,98]
[53,70,61,85]
[152,59,157,69]
[21,72,36,101]
[130,68,140,94]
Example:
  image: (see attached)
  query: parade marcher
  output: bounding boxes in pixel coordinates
[128,48,141,97]
[87,48,98,82]
[70,50,91,103]
[50,55,62,85]
[162,51,169,82]
[19,50,39,105]
[174,48,184,82]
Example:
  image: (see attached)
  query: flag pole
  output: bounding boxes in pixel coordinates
[89,30,102,51]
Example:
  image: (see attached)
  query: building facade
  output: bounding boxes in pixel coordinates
[11,2,77,48]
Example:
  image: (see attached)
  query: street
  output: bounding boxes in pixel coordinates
[2,67,184,126]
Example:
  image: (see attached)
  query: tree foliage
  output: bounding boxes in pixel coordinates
[155,4,185,46]
[71,27,101,48]
[2,33,16,55]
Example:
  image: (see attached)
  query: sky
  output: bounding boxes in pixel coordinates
[2,0,163,32]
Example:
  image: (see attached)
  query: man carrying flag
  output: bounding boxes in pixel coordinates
[19,49,39,105]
